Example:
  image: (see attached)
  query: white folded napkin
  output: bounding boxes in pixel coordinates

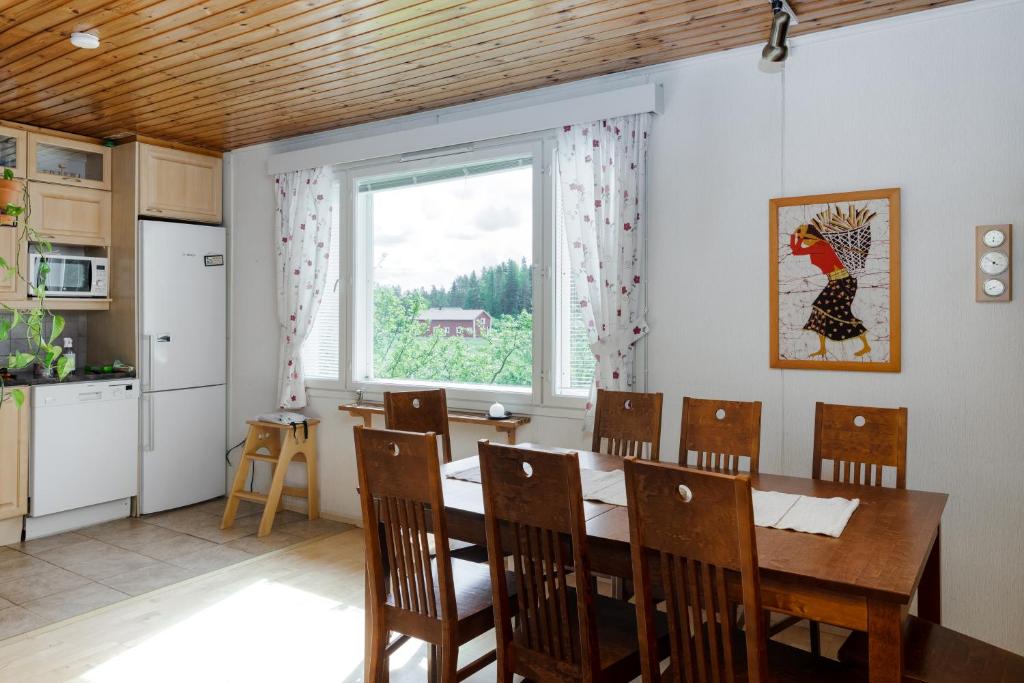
[752,489,860,538]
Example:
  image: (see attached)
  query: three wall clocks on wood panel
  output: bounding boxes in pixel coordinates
[976,225,1011,302]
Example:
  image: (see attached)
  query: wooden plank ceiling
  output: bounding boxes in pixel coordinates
[0,0,964,152]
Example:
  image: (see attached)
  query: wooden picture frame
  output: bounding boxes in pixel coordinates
[769,188,900,372]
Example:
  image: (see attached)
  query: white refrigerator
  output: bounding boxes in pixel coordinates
[140,219,227,514]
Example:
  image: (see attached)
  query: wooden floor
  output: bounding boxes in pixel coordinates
[0,529,842,682]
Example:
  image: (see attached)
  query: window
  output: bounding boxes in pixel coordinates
[302,134,608,408]
[302,189,342,380]
[354,152,536,393]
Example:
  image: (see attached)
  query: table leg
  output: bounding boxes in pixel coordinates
[918,525,941,623]
[867,599,904,683]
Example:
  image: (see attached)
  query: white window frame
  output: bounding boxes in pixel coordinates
[304,130,639,414]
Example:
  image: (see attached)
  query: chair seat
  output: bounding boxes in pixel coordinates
[662,625,863,683]
[762,640,865,683]
[385,557,511,643]
[837,616,1024,683]
[514,589,670,682]
[448,541,492,564]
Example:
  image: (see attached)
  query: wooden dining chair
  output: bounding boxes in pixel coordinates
[679,397,763,473]
[812,401,908,488]
[837,613,1024,683]
[623,458,864,683]
[384,388,454,463]
[478,440,668,682]
[355,426,501,682]
[775,401,909,655]
[592,389,664,460]
[384,388,489,564]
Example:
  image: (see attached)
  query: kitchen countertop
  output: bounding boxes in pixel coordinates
[0,371,136,387]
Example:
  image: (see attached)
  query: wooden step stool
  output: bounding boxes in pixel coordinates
[221,418,320,538]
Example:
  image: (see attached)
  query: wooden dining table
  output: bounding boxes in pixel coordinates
[439,444,947,683]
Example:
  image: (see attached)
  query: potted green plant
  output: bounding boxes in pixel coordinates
[1,167,71,408]
[0,168,21,226]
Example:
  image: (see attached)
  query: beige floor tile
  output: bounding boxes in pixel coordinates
[0,606,47,640]
[9,532,91,556]
[0,596,11,610]
[81,520,181,551]
[99,563,200,597]
[76,517,151,540]
[35,539,160,581]
[0,551,54,584]
[279,518,356,540]
[225,531,302,555]
[175,513,262,544]
[166,545,255,573]
[22,583,128,622]
[142,507,217,530]
[0,564,92,605]
[133,533,220,562]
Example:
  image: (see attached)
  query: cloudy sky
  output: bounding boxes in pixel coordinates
[370,166,532,292]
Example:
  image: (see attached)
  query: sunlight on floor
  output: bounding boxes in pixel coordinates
[82,579,364,683]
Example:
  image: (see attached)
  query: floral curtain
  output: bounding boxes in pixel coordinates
[556,114,651,429]
[274,167,334,409]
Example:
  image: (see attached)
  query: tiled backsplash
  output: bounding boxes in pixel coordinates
[0,311,88,368]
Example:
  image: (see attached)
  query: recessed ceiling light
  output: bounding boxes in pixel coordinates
[70,32,100,49]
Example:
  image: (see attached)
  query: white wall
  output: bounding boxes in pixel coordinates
[226,0,1024,653]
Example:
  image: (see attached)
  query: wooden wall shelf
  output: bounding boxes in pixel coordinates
[6,298,111,311]
[339,401,530,444]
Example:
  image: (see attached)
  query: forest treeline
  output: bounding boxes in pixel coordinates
[409,257,533,316]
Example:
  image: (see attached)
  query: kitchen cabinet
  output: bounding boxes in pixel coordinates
[138,143,222,224]
[0,224,28,299]
[29,182,111,246]
[28,132,110,191]
[0,388,30,524]
[0,125,27,178]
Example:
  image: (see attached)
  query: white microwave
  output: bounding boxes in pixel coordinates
[29,254,108,298]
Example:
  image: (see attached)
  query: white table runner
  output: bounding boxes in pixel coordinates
[446,466,859,538]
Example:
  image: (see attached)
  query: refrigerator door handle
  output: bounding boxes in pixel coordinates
[143,395,155,452]
[142,334,154,391]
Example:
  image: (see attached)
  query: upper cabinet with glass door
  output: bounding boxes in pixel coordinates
[0,125,27,178]
[28,132,110,191]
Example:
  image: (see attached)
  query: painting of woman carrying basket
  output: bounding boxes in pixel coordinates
[769,188,900,372]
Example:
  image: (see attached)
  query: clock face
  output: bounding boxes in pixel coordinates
[983,229,1006,248]
[983,279,1006,297]
[980,251,1009,275]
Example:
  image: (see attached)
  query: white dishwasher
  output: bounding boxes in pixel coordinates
[26,379,140,540]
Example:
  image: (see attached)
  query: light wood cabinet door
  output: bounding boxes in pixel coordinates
[139,144,222,224]
[28,133,110,190]
[0,389,30,521]
[29,182,111,246]
[0,125,27,178]
[0,224,28,299]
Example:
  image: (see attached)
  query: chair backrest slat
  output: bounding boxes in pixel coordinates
[355,426,455,625]
[479,440,598,681]
[679,397,762,474]
[384,388,454,463]
[625,458,767,683]
[591,389,664,461]
[812,402,907,489]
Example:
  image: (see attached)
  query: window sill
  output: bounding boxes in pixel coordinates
[304,384,586,421]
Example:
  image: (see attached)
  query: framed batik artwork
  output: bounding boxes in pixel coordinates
[769,188,901,372]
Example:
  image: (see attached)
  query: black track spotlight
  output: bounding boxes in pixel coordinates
[762,0,791,63]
